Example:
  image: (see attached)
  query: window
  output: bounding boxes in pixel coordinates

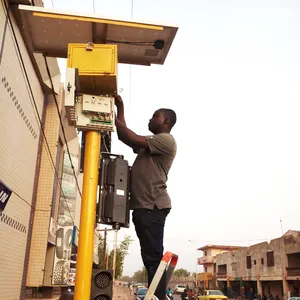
[254,260,256,265]
[205,251,207,256]
[267,251,275,267]
[246,256,252,269]
[213,263,216,273]
[261,258,264,265]
[232,262,237,271]
[205,266,208,272]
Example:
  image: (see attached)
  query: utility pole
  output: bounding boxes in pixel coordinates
[102,228,107,268]
[74,132,100,300]
[280,218,284,235]
[112,229,118,280]
[106,248,109,269]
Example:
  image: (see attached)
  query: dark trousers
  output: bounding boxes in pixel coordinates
[133,207,170,300]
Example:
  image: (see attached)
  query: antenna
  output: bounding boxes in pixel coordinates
[280,218,284,235]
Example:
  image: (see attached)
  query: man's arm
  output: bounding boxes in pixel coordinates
[115,118,148,150]
[114,94,126,126]
[114,94,141,153]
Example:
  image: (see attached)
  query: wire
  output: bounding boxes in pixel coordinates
[43,55,83,199]
[92,0,95,13]
[101,134,109,152]
[13,191,50,212]
[106,39,154,46]
[183,238,273,245]
[128,0,134,114]
[130,0,134,19]
[0,1,9,66]
[1,0,75,225]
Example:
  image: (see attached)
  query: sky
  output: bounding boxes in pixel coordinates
[43,0,300,276]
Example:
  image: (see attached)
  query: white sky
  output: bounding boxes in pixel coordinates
[44,0,300,276]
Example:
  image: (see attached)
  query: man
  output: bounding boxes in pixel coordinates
[181,289,188,300]
[114,94,177,300]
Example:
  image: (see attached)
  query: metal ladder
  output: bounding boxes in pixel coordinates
[144,251,178,300]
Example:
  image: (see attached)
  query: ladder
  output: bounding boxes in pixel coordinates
[144,251,178,300]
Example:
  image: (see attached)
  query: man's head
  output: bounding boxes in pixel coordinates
[148,108,177,134]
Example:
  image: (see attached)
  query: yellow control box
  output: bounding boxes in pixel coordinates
[67,43,118,95]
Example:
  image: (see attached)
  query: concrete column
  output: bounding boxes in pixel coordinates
[227,278,231,287]
[257,280,262,296]
[282,279,289,300]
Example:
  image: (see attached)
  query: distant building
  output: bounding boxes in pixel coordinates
[197,245,241,289]
[213,230,300,300]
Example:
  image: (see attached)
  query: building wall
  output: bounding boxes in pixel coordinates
[261,281,283,297]
[25,84,81,288]
[0,3,45,300]
[211,249,229,257]
[26,92,63,286]
[215,239,284,281]
[284,232,300,255]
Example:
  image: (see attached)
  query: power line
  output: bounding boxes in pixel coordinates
[92,0,95,13]
[179,238,273,244]
[128,0,134,113]
[13,191,50,212]
[43,55,83,199]
[2,0,75,225]
[130,0,134,19]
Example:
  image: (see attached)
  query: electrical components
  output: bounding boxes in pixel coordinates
[97,153,131,229]
[64,68,115,132]
[75,94,115,132]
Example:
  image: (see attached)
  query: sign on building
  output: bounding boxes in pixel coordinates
[48,217,57,245]
[0,181,12,212]
[52,152,78,285]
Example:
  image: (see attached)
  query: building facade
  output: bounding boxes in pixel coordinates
[0,0,83,299]
[214,231,300,299]
[0,0,57,299]
[197,245,241,289]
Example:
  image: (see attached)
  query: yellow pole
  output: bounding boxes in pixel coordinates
[74,131,100,300]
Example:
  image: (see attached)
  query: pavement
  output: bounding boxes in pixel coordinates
[24,286,133,300]
[113,286,133,300]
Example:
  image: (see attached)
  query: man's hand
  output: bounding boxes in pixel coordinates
[114,94,123,107]
[114,94,126,125]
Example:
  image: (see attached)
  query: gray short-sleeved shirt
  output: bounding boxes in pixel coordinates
[130,133,177,210]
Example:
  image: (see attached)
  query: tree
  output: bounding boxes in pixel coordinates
[120,275,132,282]
[132,267,148,284]
[108,235,133,279]
[173,268,190,277]
[97,232,107,269]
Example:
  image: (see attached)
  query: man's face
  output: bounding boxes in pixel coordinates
[148,110,165,133]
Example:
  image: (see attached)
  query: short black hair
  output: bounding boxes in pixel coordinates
[159,108,177,129]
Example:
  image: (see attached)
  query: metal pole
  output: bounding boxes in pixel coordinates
[195,257,198,289]
[102,228,107,268]
[112,229,118,280]
[106,248,109,269]
[74,131,100,300]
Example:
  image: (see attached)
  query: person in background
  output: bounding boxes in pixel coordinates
[181,289,188,299]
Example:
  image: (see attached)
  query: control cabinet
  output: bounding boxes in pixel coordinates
[97,153,130,229]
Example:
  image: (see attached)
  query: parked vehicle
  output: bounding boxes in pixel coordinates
[174,284,186,294]
[135,287,148,300]
[198,290,227,300]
